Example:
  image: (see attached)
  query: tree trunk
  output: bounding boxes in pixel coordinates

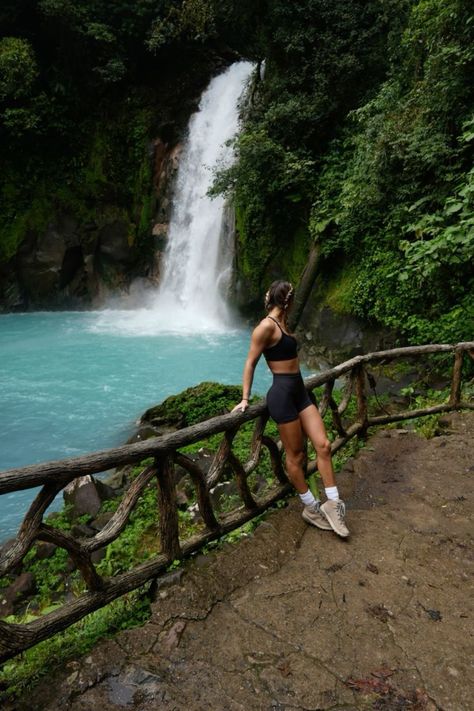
[288,241,321,331]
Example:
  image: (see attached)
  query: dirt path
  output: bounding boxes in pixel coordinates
[8,413,474,711]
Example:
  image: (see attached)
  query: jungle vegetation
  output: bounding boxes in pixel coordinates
[1,0,473,341]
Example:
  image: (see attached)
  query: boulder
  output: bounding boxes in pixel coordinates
[90,512,115,532]
[64,476,102,519]
[17,225,66,300]
[97,220,133,265]
[0,572,36,618]
[90,548,106,564]
[298,304,396,368]
[71,523,96,539]
[102,467,130,492]
[95,479,118,502]
[0,538,22,576]
[35,541,57,560]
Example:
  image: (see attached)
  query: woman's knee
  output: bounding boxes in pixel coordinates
[315,438,332,458]
[286,449,305,470]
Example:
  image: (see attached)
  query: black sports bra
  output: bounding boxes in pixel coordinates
[263,316,298,361]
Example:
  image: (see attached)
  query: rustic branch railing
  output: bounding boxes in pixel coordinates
[0,342,473,662]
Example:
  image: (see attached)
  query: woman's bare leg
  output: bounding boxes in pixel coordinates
[298,404,336,488]
[278,417,335,531]
[277,419,307,493]
[299,404,350,537]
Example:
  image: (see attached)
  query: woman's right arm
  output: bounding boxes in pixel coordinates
[232,321,273,412]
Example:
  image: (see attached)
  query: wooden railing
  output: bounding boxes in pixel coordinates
[0,342,473,662]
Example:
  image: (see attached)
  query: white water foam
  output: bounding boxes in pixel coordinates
[92,61,254,337]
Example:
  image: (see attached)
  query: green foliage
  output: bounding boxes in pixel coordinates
[143,382,242,428]
[97,484,158,577]
[146,0,216,53]
[22,546,71,604]
[211,0,407,294]
[400,132,474,282]
[0,37,38,100]
[209,0,474,343]
[0,588,151,701]
[395,387,451,438]
[0,0,265,265]
[305,0,474,344]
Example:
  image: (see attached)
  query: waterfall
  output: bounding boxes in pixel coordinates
[151,61,254,332]
[92,60,254,338]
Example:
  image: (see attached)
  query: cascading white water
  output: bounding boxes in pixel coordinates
[92,61,254,337]
[151,60,254,331]
[153,62,253,331]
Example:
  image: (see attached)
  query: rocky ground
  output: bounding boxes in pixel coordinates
[5,412,473,711]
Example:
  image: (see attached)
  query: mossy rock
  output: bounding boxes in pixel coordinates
[141,382,242,429]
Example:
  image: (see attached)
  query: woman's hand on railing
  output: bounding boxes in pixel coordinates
[232,399,249,413]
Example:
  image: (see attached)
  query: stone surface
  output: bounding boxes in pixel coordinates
[298,304,396,367]
[5,412,474,711]
[0,572,36,617]
[34,542,57,560]
[90,512,115,532]
[64,475,102,519]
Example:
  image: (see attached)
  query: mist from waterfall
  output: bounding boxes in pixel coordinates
[93,61,254,336]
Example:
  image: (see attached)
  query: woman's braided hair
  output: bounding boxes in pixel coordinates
[264,280,294,312]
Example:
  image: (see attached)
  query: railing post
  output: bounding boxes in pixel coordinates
[174,453,220,532]
[449,350,464,407]
[156,454,181,562]
[355,364,368,438]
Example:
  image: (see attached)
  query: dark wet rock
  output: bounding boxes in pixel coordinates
[90,548,106,564]
[175,447,215,481]
[17,223,67,301]
[94,479,118,503]
[97,221,133,265]
[126,424,164,444]
[0,590,16,618]
[175,485,190,509]
[0,572,36,617]
[35,541,57,560]
[298,304,396,367]
[71,523,96,539]
[102,467,130,491]
[9,572,35,597]
[89,512,115,532]
[64,475,102,519]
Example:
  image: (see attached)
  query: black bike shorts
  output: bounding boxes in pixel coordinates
[266,372,317,424]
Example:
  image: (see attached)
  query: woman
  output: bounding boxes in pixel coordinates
[232,280,349,537]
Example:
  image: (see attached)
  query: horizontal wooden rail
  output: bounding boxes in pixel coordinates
[0,341,472,663]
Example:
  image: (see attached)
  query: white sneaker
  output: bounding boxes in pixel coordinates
[302,502,333,530]
[320,499,350,537]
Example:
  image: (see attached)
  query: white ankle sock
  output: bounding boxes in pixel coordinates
[325,486,339,501]
[299,489,318,507]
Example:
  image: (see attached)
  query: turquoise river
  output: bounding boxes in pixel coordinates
[0,311,312,542]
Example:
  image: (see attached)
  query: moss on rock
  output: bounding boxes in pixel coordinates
[141,381,242,429]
